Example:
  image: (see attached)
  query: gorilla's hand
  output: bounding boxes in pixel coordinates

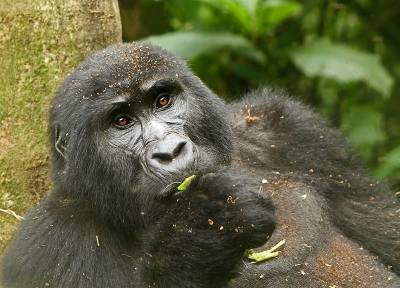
[168,170,276,249]
[140,169,275,287]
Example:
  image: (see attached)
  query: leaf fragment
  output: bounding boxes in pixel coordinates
[177,175,196,191]
[245,239,285,263]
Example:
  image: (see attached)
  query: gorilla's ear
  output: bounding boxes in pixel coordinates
[55,124,67,159]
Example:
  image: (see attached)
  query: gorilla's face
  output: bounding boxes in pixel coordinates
[105,76,197,185]
[48,43,233,219]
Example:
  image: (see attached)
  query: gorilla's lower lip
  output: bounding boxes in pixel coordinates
[160,182,181,197]
[160,174,196,198]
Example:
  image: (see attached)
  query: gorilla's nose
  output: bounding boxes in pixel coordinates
[146,134,194,171]
[151,140,187,162]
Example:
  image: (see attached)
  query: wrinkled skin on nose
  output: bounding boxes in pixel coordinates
[145,134,195,174]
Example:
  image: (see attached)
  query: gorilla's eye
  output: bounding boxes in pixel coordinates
[114,115,132,127]
[155,94,171,109]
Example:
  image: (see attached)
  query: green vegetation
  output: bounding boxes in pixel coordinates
[245,239,286,263]
[177,175,197,191]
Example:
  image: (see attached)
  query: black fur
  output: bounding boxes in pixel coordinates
[1,43,399,287]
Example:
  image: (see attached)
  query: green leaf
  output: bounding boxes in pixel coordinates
[245,239,285,263]
[341,106,386,147]
[197,0,301,34]
[289,38,394,97]
[143,31,265,63]
[177,175,196,191]
[235,0,259,14]
[196,0,254,32]
[258,0,302,26]
[374,146,400,179]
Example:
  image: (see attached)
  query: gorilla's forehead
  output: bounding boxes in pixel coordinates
[60,42,189,100]
[89,42,185,73]
[85,42,186,75]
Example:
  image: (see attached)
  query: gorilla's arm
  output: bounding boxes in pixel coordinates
[0,197,142,287]
[2,171,274,288]
[140,170,275,287]
[229,88,400,275]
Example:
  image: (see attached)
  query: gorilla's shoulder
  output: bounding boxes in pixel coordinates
[228,87,331,135]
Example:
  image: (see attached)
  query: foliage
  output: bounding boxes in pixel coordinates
[120,0,400,190]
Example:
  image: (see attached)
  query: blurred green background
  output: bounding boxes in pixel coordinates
[118,0,400,190]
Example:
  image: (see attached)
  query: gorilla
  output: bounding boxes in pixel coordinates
[1,43,399,287]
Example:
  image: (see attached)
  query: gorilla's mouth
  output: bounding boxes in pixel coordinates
[160,181,182,197]
[159,174,197,198]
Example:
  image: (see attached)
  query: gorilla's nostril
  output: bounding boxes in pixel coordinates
[173,141,187,158]
[151,152,173,162]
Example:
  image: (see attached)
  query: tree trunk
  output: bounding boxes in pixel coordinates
[0,0,122,253]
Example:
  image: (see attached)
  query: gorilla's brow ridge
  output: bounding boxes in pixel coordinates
[140,76,181,94]
[111,94,131,106]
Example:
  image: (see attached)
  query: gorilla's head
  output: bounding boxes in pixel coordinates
[48,43,233,227]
